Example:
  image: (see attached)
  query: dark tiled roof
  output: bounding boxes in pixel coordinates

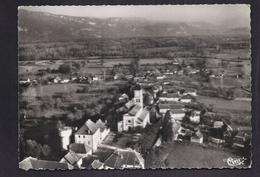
[81,156,96,169]
[69,143,92,154]
[75,124,90,135]
[128,105,142,116]
[103,150,143,169]
[91,160,104,169]
[158,103,184,110]
[63,151,81,165]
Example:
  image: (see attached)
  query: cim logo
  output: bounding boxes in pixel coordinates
[226,157,246,167]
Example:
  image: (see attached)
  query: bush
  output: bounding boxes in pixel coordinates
[58,64,71,74]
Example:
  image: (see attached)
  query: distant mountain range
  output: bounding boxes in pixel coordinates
[18,9,250,43]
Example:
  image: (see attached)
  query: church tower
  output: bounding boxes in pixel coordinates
[133,88,143,109]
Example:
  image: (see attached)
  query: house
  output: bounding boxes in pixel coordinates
[19,157,69,171]
[118,93,129,101]
[74,119,110,152]
[103,148,145,169]
[156,75,166,80]
[60,78,70,84]
[159,93,180,102]
[69,143,92,157]
[53,76,62,83]
[179,94,194,103]
[179,88,197,96]
[158,103,185,114]
[209,137,225,145]
[232,132,249,149]
[19,78,31,85]
[189,110,201,124]
[60,151,83,169]
[170,109,186,121]
[190,130,203,144]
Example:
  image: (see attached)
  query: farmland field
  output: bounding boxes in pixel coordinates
[196,95,251,112]
[146,142,245,168]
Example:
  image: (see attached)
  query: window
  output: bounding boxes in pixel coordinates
[128,120,131,123]
[83,135,85,138]
[88,141,90,145]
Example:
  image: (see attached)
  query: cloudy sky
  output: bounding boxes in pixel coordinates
[20,5,250,27]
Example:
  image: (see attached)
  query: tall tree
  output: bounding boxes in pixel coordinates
[161,111,173,142]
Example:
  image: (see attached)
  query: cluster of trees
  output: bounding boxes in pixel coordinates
[20,138,52,160]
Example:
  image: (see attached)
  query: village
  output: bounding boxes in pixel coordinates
[19,56,251,170]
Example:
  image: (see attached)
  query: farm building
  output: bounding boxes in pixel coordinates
[158,103,185,114]
[159,93,180,102]
[19,157,69,171]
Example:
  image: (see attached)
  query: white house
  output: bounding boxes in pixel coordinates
[178,94,194,103]
[159,93,180,102]
[189,111,201,124]
[74,119,110,152]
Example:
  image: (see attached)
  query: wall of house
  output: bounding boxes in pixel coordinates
[74,130,101,152]
[100,128,110,141]
[92,130,101,151]
[123,115,136,131]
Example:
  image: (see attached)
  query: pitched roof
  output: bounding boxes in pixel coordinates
[69,143,92,154]
[63,151,82,165]
[128,105,142,116]
[103,149,143,169]
[75,119,107,135]
[137,109,149,123]
[95,119,106,132]
[180,94,194,99]
[81,156,96,169]
[19,157,68,170]
[125,100,135,109]
[158,103,184,110]
[91,160,104,169]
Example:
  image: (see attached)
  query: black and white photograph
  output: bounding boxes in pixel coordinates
[18,5,252,170]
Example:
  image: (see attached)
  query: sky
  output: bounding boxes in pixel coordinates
[20,5,250,27]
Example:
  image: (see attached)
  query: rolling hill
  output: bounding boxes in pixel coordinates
[18,9,250,43]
